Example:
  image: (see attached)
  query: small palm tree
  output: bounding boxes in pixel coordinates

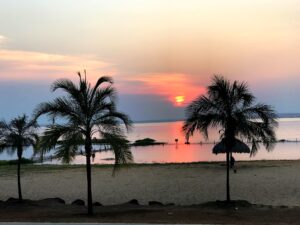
[183,75,277,202]
[0,115,39,201]
[34,72,132,215]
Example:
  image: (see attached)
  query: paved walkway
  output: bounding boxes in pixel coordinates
[0,223,220,225]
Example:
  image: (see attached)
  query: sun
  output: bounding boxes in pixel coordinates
[175,95,185,105]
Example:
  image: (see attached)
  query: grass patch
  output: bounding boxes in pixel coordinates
[0,160,297,177]
[0,158,34,166]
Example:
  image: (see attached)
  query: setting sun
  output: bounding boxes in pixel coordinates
[175,95,185,105]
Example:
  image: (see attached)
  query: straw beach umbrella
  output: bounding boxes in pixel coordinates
[213,138,250,155]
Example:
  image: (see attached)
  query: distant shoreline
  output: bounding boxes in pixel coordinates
[133,113,300,124]
[37,113,300,126]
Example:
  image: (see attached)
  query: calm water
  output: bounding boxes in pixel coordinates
[1,118,300,164]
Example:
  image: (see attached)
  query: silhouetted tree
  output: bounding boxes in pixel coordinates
[0,115,39,201]
[183,75,277,202]
[34,72,132,215]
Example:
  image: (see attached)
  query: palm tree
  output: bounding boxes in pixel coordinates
[0,114,39,201]
[34,72,132,215]
[183,75,277,202]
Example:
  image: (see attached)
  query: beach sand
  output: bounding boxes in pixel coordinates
[0,160,299,206]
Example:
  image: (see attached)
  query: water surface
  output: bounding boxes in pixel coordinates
[1,118,300,164]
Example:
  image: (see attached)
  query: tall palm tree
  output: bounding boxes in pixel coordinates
[183,75,277,202]
[0,114,39,201]
[34,72,132,215]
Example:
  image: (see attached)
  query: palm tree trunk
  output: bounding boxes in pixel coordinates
[17,148,23,202]
[224,127,233,203]
[85,137,93,215]
[226,151,230,202]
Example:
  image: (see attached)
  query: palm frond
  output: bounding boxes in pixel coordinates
[93,111,132,132]
[35,72,132,166]
[53,131,83,163]
[102,132,132,175]
[90,76,113,104]
[183,75,277,156]
[0,114,39,158]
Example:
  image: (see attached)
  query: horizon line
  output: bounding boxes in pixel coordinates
[133,113,300,124]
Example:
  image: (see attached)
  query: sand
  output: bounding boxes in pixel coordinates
[0,160,299,206]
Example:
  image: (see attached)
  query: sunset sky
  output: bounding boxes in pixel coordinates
[0,0,300,122]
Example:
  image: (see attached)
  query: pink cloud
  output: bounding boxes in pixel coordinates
[0,49,116,83]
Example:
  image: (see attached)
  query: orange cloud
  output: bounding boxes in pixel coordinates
[119,73,206,106]
[0,47,206,107]
[0,49,115,83]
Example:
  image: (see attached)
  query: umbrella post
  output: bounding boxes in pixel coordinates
[226,150,231,202]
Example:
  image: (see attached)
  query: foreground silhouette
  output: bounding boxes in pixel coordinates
[34,72,132,215]
[0,115,39,201]
[183,75,277,202]
[0,198,299,225]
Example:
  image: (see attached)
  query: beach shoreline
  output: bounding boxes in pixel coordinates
[0,160,299,207]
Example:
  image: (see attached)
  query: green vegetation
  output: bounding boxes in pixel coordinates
[0,160,286,177]
[132,138,166,146]
[0,158,34,166]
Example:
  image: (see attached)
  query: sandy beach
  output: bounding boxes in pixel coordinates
[0,160,299,207]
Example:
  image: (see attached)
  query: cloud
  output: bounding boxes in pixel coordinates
[0,44,205,109]
[0,48,116,83]
[0,35,7,46]
[117,73,206,106]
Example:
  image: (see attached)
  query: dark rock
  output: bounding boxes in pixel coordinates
[200,200,253,209]
[121,199,139,206]
[6,197,20,203]
[93,202,103,206]
[256,204,265,208]
[166,203,175,206]
[5,198,34,205]
[128,199,139,205]
[38,198,65,205]
[71,199,85,206]
[149,201,164,206]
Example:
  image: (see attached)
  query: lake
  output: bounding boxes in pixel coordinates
[1,118,300,164]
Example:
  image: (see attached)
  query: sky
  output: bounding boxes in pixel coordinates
[0,0,300,122]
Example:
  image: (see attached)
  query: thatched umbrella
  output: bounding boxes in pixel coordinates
[213,138,250,155]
